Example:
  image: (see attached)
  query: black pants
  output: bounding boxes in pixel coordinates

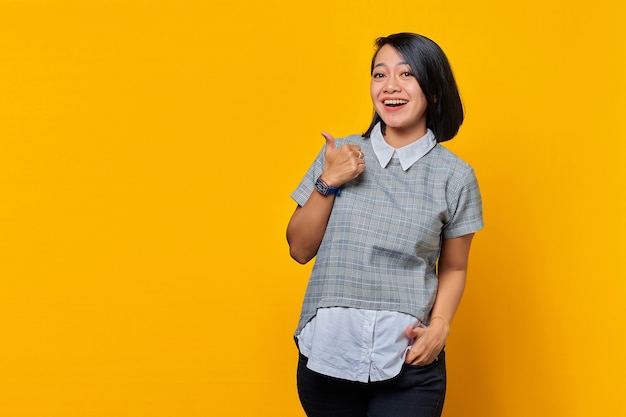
[297,351,446,417]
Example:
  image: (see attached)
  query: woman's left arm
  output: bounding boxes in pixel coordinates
[404,233,475,365]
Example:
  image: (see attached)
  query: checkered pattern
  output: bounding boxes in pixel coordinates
[292,134,484,336]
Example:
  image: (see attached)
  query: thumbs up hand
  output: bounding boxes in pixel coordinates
[319,132,365,187]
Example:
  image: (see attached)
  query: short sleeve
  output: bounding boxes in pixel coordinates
[291,146,325,207]
[442,165,484,238]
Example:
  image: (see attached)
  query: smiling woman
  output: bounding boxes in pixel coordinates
[286,33,483,417]
[365,34,464,147]
[369,44,429,147]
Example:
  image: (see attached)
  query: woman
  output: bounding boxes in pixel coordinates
[286,33,483,417]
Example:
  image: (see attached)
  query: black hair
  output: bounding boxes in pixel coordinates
[363,33,464,143]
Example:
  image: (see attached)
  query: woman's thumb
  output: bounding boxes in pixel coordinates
[321,132,336,151]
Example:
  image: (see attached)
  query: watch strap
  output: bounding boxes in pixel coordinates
[315,177,341,196]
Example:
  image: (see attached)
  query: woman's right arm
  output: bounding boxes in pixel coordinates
[286,193,336,264]
[286,133,365,264]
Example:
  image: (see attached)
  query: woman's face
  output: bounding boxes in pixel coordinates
[370,44,428,140]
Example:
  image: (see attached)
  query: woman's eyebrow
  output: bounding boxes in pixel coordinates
[373,61,409,68]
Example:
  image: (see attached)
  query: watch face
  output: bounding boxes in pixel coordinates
[315,179,329,195]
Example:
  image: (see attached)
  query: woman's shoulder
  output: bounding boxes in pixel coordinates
[427,145,480,195]
[335,133,369,146]
[428,144,474,173]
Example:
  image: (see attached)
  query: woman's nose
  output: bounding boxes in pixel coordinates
[383,76,400,93]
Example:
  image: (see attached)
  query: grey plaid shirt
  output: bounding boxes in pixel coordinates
[292,125,484,337]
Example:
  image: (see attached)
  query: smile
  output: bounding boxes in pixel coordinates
[384,99,408,107]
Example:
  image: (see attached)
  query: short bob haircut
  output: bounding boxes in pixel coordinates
[364,33,464,143]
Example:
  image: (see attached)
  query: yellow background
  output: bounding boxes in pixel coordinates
[1,0,624,416]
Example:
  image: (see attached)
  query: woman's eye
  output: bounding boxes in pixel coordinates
[373,73,385,79]
[401,71,413,77]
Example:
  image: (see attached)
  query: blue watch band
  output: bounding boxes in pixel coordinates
[315,177,341,196]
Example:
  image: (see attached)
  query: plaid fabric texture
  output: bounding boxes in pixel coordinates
[291,134,484,336]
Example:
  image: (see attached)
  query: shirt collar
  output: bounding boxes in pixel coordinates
[370,123,437,171]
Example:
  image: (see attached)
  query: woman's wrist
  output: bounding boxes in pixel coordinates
[319,172,341,188]
[430,316,451,336]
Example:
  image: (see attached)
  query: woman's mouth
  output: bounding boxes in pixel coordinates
[384,99,408,107]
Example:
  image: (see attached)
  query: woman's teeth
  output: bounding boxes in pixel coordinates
[384,99,408,106]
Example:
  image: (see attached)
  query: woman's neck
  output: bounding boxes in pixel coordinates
[383,125,427,148]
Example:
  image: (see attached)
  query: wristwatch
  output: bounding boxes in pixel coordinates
[315,176,341,196]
